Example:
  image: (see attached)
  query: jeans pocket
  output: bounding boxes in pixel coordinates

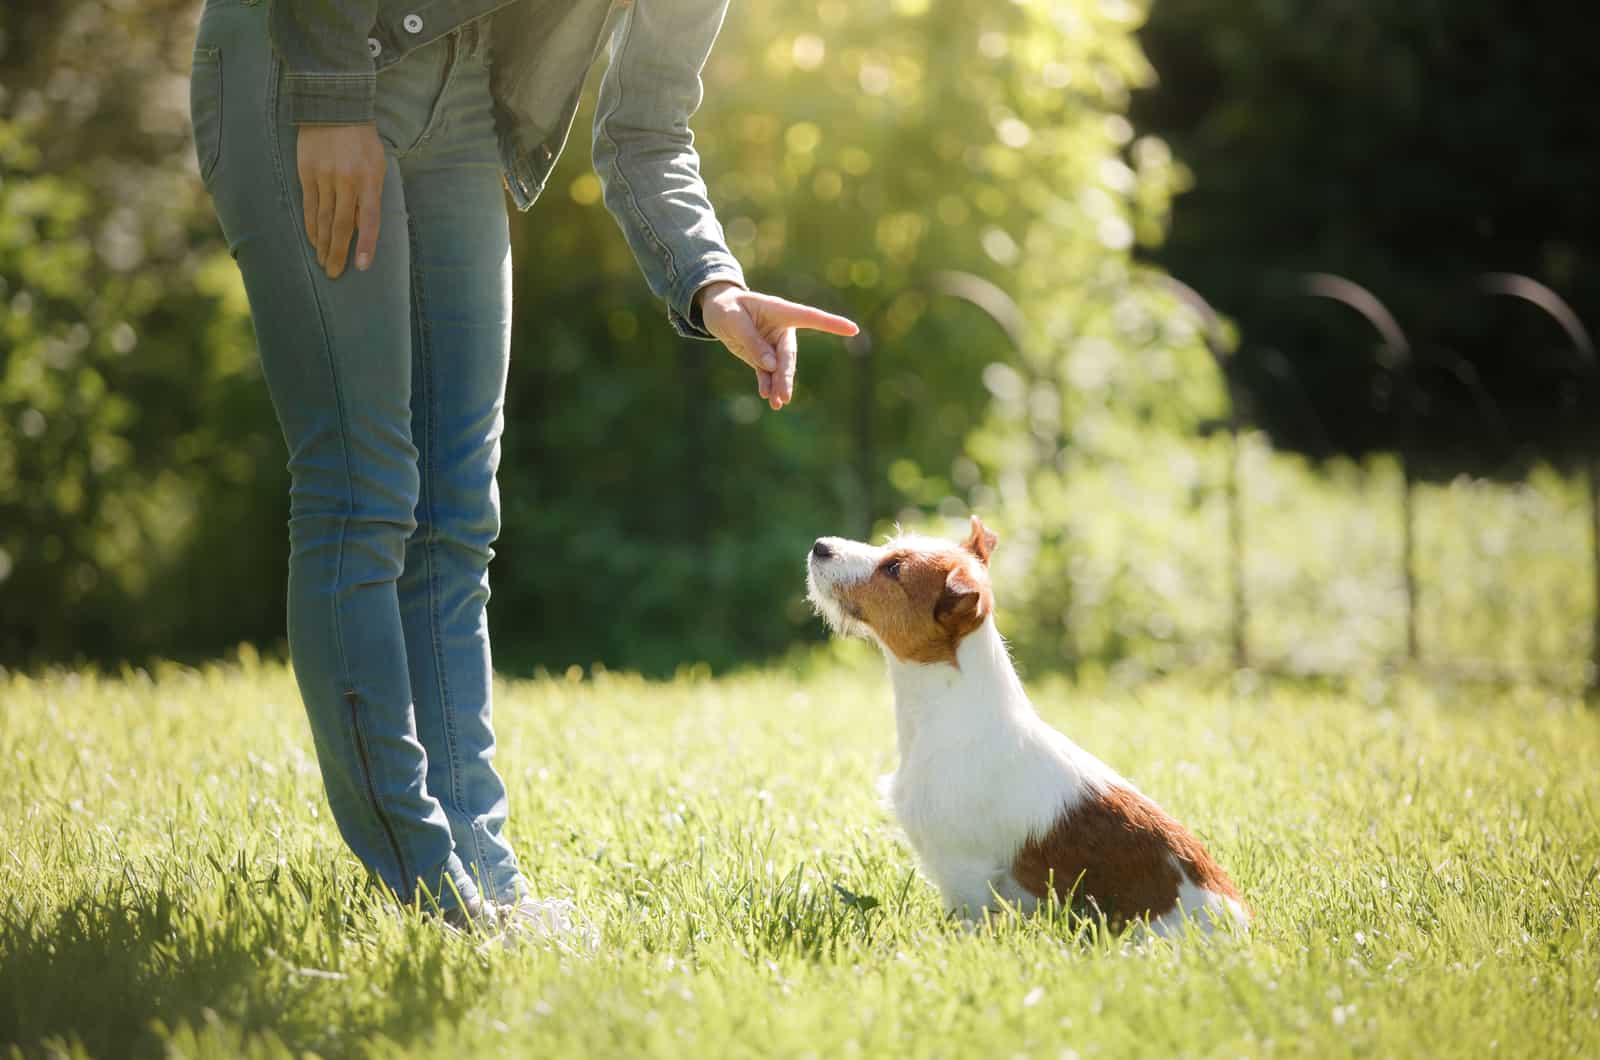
[190,47,223,183]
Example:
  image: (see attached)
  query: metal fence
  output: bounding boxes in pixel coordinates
[851,269,1600,697]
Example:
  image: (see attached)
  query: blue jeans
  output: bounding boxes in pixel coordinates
[191,0,522,912]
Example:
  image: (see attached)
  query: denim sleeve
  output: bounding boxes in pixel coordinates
[268,0,380,125]
[591,0,746,340]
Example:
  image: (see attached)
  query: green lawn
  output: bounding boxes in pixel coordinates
[2,652,1597,1058]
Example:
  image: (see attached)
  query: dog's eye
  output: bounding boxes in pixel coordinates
[881,558,902,579]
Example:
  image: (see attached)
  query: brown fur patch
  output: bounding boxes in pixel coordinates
[836,548,992,666]
[1011,785,1242,927]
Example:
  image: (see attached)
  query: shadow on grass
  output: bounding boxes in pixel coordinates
[0,878,482,1058]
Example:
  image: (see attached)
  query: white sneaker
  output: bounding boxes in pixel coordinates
[496,896,599,952]
[438,899,502,936]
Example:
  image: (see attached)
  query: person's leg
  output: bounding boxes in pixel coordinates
[390,20,526,904]
[192,0,479,913]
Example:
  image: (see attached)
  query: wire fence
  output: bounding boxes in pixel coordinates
[851,269,1600,698]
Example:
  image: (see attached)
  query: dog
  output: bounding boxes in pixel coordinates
[806,515,1247,937]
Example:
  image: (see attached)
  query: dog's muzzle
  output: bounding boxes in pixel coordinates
[806,536,878,637]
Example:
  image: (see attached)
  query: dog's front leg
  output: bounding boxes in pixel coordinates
[935,857,1009,921]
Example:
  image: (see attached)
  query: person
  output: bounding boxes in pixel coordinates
[188,0,858,936]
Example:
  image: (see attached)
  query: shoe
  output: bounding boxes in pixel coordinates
[496,896,599,952]
[438,899,501,936]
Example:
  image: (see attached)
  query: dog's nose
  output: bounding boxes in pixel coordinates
[811,540,834,560]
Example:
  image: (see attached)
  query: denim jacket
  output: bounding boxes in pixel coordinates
[268,0,744,338]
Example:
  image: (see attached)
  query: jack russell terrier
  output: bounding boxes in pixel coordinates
[806,515,1247,937]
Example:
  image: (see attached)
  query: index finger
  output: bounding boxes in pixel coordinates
[769,299,860,337]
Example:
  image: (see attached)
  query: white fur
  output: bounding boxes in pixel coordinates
[882,614,1123,918]
[1156,860,1250,937]
[807,533,1247,938]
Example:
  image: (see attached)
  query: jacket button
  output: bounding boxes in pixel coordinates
[402,14,423,33]
[367,37,382,57]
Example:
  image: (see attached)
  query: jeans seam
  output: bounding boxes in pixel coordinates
[271,48,409,892]
[346,691,411,888]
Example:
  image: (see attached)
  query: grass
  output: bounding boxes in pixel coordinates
[2,648,1598,1058]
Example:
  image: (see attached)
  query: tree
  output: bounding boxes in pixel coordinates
[1132,0,1600,472]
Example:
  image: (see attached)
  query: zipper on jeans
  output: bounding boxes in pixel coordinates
[413,30,459,148]
[345,690,411,893]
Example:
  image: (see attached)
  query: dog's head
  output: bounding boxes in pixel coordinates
[806,515,998,666]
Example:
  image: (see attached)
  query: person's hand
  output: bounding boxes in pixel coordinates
[698,282,859,410]
[297,123,386,280]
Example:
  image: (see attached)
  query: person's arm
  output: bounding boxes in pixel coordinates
[267,1,386,280]
[591,0,856,409]
[591,0,742,339]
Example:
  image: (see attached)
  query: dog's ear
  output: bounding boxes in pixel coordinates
[935,564,988,631]
[963,514,998,566]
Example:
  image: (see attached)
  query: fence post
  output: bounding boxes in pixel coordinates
[1164,278,1248,669]
[1591,462,1600,700]
[1298,274,1420,665]
[1399,452,1419,662]
[1589,461,1600,700]
[1478,274,1600,699]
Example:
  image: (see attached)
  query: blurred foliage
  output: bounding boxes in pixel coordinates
[0,0,287,663]
[1,0,1593,682]
[486,0,1193,674]
[2,0,1185,673]
[1132,0,1600,471]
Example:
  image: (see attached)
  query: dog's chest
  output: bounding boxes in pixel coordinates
[887,757,1002,856]
[886,727,1086,864]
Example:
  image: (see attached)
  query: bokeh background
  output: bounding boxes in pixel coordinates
[2,0,1595,686]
